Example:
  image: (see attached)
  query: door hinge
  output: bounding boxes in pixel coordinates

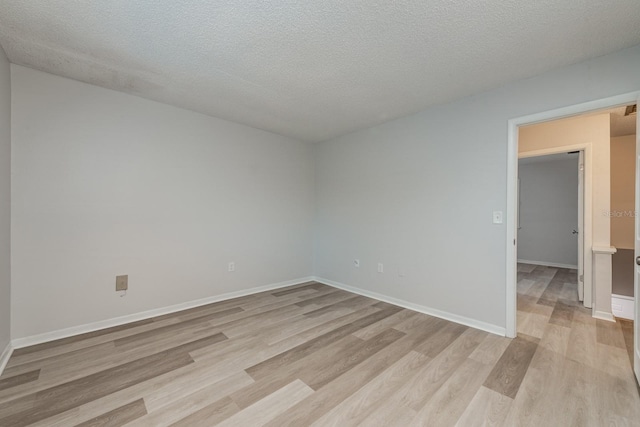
[579,274,584,283]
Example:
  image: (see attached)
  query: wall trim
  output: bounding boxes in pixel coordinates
[611,294,634,320]
[517,259,578,270]
[313,276,506,337]
[593,310,616,322]
[11,276,315,349]
[611,293,635,301]
[0,342,13,376]
[592,246,617,255]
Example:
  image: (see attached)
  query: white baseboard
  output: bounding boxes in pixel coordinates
[611,294,634,320]
[0,341,13,376]
[313,277,506,337]
[517,259,578,270]
[593,310,616,322]
[12,276,315,349]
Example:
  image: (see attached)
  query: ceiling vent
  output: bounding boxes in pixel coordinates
[624,104,637,116]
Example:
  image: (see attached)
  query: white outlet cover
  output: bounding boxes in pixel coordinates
[492,211,503,224]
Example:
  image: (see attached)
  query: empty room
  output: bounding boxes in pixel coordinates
[1,2,640,426]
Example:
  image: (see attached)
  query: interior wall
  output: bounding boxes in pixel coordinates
[11,65,315,340]
[0,46,10,353]
[611,134,636,299]
[517,157,579,267]
[313,44,640,331]
[610,135,636,250]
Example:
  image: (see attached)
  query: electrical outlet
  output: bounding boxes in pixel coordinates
[228,262,235,272]
[354,259,360,268]
[116,275,128,291]
[377,263,384,273]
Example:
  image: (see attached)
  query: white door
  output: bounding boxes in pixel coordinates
[578,151,585,301]
[634,100,640,385]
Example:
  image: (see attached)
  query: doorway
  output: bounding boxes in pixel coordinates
[506,92,639,338]
[515,143,587,338]
[517,113,598,314]
[517,152,582,290]
[506,92,640,387]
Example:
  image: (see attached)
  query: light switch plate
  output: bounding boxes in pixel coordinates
[492,211,503,224]
[116,275,128,291]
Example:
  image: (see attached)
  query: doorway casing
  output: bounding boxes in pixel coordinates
[506,91,640,338]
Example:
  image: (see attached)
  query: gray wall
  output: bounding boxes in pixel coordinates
[0,46,10,354]
[517,157,579,267]
[313,44,640,331]
[11,66,315,339]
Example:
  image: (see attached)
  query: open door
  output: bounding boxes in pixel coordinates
[634,100,640,386]
[578,151,585,301]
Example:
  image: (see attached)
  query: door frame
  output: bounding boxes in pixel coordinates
[634,94,640,385]
[517,145,591,305]
[506,91,640,338]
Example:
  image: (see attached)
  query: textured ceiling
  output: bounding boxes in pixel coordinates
[608,106,637,137]
[1,1,640,142]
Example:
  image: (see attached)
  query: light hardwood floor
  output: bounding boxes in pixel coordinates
[0,266,638,426]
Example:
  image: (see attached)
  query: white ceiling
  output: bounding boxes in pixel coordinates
[1,1,639,142]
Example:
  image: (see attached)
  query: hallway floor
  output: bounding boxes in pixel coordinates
[515,263,639,425]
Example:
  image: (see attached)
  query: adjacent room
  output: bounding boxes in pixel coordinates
[0,1,640,426]
[516,151,582,337]
[610,107,637,320]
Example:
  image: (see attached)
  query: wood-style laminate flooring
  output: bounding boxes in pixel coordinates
[0,266,638,426]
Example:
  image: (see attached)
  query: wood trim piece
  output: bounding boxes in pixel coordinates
[313,277,506,337]
[0,343,11,377]
[11,276,315,350]
[517,260,578,270]
[592,246,617,255]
